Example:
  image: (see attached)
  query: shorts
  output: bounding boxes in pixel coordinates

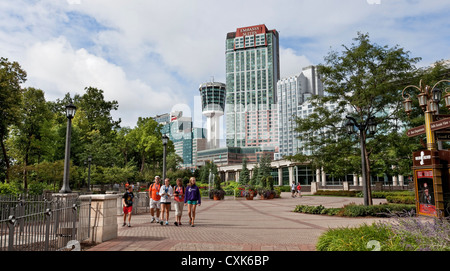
[187,200,198,205]
[174,201,184,216]
[161,201,171,205]
[123,206,133,214]
[150,198,160,209]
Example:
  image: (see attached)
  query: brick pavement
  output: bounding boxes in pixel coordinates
[87,193,387,251]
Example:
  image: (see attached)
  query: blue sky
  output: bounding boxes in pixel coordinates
[1,0,450,130]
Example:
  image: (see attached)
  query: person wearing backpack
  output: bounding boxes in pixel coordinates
[173,178,185,226]
[148,176,162,223]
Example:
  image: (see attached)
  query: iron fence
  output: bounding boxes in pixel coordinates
[0,194,91,251]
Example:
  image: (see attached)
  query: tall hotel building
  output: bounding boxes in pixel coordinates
[276,66,324,160]
[225,24,280,149]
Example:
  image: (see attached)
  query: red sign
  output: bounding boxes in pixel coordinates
[235,24,267,37]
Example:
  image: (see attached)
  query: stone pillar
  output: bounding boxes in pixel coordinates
[79,194,119,244]
[288,166,294,185]
[343,181,349,191]
[278,168,283,186]
[235,170,240,183]
[311,182,318,194]
[359,176,363,186]
[353,174,358,186]
[392,175,398,186]
[316,169,321,184]
[321,168,326,186]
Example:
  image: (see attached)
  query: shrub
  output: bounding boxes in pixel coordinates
[315,190,359,197]
[316,223,397,251]
[386,195,416,204]
[294,203,415,217]
[317,216,450,251]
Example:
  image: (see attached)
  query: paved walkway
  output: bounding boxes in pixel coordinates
[87,193,387,251]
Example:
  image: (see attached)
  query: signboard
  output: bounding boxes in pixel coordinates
[235,24,267,37]
[430,117,450,131]
[406,125,425,137]
[436,132,450,141]
[415,169,436,216]
[413,150,434,167]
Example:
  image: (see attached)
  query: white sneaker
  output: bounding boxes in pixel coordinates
[151,217,155,223]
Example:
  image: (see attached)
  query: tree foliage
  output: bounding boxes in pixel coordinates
[291,32,422,182]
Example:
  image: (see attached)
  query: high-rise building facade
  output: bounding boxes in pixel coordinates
[275,66,324,160]
[225,24,280,149]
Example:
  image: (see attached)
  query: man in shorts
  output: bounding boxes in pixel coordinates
[149,176,162,223]
[122,185,134,227]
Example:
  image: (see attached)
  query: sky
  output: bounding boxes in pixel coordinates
[1,0,450,129]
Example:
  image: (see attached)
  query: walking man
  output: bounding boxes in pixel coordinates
[149,176,162,223]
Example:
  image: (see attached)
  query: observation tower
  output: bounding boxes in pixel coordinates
[199,81,226,149]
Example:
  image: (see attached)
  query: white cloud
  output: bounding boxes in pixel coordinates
[2,0,450,130]
[280,48,313,78]
[22,37,177,128]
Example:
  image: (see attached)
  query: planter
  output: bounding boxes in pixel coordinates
[246,196,253,200]
[213,195,220,200]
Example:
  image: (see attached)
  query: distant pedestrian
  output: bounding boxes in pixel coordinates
[122,185,134,227]
[297,183,302,197]
[291,183,296,198]
[159,178,173,225]
[184,177,201,227]
[149,176,162,223]
[173,178,185,226]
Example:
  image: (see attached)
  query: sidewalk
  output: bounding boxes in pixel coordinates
[87,193,387,251]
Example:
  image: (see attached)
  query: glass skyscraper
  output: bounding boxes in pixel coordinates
[225,24,280,149]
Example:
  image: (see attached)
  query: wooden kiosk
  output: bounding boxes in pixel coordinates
[412,149,450,217]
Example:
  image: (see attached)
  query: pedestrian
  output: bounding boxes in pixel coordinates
[122,185,134,227]
[297,183,302,198]
[173,178,185,226]
[148,176,162,223]
[159,178,173,225]
[184,177,201,227]
[291,182,296,198]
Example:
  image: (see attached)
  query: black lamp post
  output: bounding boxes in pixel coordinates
[60,103,76,193]
[162,134,169,181]
[87,155,92,191]
[345,115,377,206]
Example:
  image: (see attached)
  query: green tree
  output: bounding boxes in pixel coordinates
[0,57,27,182]
[8,87,53,190]
[238,158,249,184]
[293,32,421,205]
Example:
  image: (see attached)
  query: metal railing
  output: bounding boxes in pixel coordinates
[0,194,91,251]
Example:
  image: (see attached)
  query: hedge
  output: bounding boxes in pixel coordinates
[294,203,416,217]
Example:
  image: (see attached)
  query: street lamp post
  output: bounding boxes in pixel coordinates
[59,103,76,193]
[345,116,377,206]
[162,135,169,181]
[87,155,92,191]
[402,79,450,150]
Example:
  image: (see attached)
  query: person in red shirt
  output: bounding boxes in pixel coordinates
[173,178,185,226]
[148,176,162,223]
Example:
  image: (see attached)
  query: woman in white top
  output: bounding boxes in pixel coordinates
[159,178,173,225]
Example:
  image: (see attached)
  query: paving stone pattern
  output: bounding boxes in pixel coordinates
[87,193,387,251]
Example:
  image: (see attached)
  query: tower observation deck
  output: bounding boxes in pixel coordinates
[199,81,226,149]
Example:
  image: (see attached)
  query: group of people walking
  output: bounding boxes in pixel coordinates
[121,176,202,228]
